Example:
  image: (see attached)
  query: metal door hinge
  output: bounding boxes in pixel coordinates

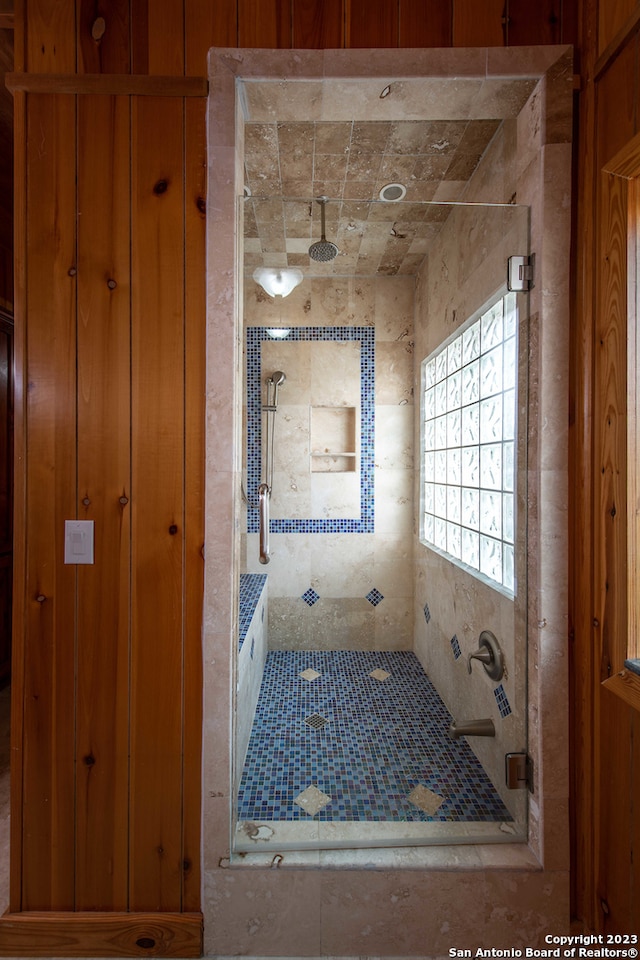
[507,254,535,291]
[505,752,534,791]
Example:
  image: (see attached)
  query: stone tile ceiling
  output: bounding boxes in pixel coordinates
[243,118,502,277]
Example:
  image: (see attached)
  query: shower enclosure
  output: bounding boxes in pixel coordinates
[236,186,530,851]
[203,45,572,955]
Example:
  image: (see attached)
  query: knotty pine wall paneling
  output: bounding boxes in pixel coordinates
[75,92,131,912]
[345,0,399,47]
[0,249,11,309]
[182,95,206,914]
[238,0,292,48]
[292,0,344,48]
[131,0,184,75]
[21,91,77,911]
[129,94,187,914]
[453,0,505,47]
[570,0,640,934]
[398,0,452,47]
[77,0,131,74]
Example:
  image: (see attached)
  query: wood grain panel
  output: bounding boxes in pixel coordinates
[453,0,504,46]
[0,317,13,553]
[77,0,130,74]
[182,97,205,913]
[131,0,184,77]
[9,86,26,913]
[598,692,634,929]
[293,0,344,48]
[23,0,75,73]
[185,0,237,73]
[75,94,131,911]
[596,37,635,168]
[346,0,399,47]
[594,171,628,685]
[0,911,202,958]
[399,0,452,47]
[598,0,638,55]
[129,95,185,913]
[21,92,76,911]
[238,0,292,47]
[507,0,561,45]
[0,247,11,310]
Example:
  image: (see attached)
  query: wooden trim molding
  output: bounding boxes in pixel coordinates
[0,911,203,958]
[602,669,640,711]
[598,131,640,713]
[5,73,208,97]
[594,5,640,82]
[0,14,13,29]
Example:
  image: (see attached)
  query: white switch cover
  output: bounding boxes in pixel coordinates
[64,520,94,564]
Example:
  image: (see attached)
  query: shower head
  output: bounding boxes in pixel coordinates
[269,371,286,386]
[309,197,339,263]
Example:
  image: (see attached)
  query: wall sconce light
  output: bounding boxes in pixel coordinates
[253,267,303,298]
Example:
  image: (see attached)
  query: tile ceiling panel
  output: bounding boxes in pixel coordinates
[244,119,502,277]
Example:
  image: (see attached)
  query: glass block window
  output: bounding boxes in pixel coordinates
[420,290,518,597]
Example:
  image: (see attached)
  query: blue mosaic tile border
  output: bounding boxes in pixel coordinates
[246,326,375,534]
[239,572,267,651]
[494,683,512,718]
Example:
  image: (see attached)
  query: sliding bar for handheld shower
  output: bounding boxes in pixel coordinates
[258,371,286,564]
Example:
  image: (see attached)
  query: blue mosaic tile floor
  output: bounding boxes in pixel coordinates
[237,650,513,822]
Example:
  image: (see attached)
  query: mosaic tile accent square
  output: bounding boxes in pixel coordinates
[366,587,384,606]
[408,783,445,816]
[423,602,431,623]
[370,668,390,681]
[237,650,513,823]
[450,634,462,660]
[301,587,320,607]
[300,668,321,681]
[294,785,332,816]
[494,683,512,718]
[246,326,375,534]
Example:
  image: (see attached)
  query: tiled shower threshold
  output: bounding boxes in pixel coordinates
[233,818,526,855]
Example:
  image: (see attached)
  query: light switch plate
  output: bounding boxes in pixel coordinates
[64,520,94,564]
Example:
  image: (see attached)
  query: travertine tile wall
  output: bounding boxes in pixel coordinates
[413,187,529,821]
[242,275,415,650]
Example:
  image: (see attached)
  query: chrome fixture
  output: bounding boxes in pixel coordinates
[253,267,303,298]
[448,718,496,739]
[467,630,504,681]
[259,482,270,565]
[309,197,339,262]
[259,371,286,564]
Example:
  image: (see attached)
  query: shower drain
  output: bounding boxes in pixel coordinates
[304,713,328,729]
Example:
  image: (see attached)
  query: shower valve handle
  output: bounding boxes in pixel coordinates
[466,630,505,682]
[467,649,492,674]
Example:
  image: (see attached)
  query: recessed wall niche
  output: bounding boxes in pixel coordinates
[310,405,358,473]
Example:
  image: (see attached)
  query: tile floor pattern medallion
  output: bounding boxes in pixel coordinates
[369,668,391,681]
[408,783,445,816]
[300,668,321,681]
[237,651,513,823]
[294,784,332,816]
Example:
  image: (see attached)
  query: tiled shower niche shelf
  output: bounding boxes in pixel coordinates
[311,405,358,473]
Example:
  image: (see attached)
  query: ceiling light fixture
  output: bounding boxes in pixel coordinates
[253,267,303,298]
[379,182,407,202]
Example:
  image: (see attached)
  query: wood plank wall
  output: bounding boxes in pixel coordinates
[571,0,640,936]
[1,0,636,952]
